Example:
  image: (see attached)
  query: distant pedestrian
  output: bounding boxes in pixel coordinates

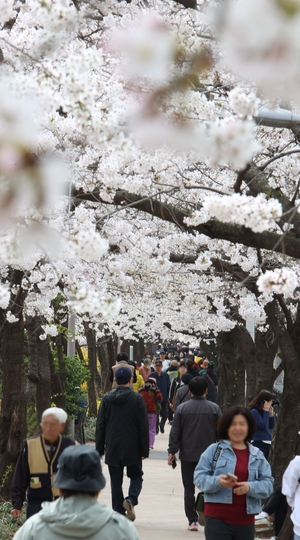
[149,360,171,434]
[96,367,149,521]
[168,377,222,532]
[186,358,200,378]
[169,361,188,411]
[248,390,275,459]
[199,358,209,376]
[110,352,135,389]
[139,377,162,449]
[139,358,153,382]
[202,361,218,403]
[13,445,140,540]
[174,373,193,411]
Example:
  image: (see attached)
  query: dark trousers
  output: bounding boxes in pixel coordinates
[251,440,270,459]
[263,485,288,536]
[108,462,143,515]
[180,460,198,524]
[27,502,42,519]
[156,401,168,431]
[205,516,255,540]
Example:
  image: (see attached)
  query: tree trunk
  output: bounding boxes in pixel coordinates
[49,341,67,411]
[217,330,246,410]
[26,317,40,412]
[0,270,27,499]
[97,334,117,394]
[83,322,100,416]
[36,336,52,423]
[266,301,300,486]
[255,328,281,390]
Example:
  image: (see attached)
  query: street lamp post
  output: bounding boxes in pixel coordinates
[254,107,300,129]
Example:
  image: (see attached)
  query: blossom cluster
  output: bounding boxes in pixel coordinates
[203,194,282,233]
[228,87,260,118]
[257,268,298,297]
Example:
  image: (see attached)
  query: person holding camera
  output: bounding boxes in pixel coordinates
[248,390,275,459]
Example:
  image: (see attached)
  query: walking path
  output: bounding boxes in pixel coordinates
[99,423,205,539]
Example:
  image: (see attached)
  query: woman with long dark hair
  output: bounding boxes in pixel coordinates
[194,406,273,540]
[248,390,275,459]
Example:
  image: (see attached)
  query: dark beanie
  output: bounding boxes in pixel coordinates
[115,367,132,385]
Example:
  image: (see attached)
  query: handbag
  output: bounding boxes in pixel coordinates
[195,443,223,524]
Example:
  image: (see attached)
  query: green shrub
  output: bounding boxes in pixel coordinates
[0,501,26,539]
[84,416,97,441]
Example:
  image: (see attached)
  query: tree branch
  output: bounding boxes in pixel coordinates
[73,187,300,260]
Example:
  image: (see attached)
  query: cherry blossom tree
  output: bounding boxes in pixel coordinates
[1,1,300,519]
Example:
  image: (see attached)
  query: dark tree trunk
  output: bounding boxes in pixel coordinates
[229,325,279,403]
[26,317,40,412]
[49,340,67,411]
[36,337,52,423]
[266,301,300,486]
[83,322,98,417]
[230,325,257,402]
[0,269,27,499]
[255,328,281,390]
[25,316,52,425]
[217,330,246,410]
[97,334,118,395]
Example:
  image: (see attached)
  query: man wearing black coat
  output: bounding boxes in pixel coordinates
[96,367,149,522]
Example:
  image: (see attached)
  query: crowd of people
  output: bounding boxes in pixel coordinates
[8,342,300,540]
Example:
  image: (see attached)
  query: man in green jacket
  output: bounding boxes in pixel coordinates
[13,445,140,540]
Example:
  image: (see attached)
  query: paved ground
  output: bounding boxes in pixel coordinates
[99,423,205,539]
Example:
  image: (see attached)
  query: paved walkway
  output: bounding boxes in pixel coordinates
[99,424,205,539]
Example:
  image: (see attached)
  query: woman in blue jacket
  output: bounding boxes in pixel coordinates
[194,406,273,540]
[248,390,275,459]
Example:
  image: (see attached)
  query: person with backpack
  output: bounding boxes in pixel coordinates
[169,361,188,411]
[139,377,162,449]
[194,405,273,540]
[174,372,193,411]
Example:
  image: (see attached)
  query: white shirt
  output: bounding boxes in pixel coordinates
[282,455,300,536]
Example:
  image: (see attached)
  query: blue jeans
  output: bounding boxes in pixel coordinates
[108,462,143,515]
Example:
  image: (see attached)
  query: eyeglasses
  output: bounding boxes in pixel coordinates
[40,422,59,430]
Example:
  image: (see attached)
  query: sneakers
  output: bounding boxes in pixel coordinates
[255,511,268,520]
[123,499,136,522]
[188,522,198,531]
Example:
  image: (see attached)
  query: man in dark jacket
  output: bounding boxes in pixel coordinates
[96,367,149,522]
[149,360,171,434]
[167,378,222,531]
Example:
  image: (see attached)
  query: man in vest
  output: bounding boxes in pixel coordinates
[110,352,135,389]
[11,407,75,519]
